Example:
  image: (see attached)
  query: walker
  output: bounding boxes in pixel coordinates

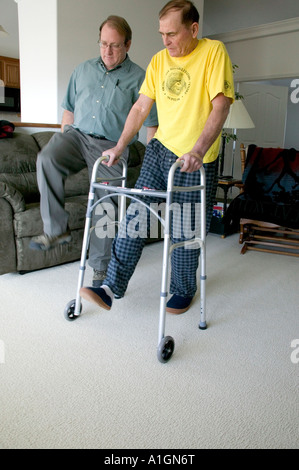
[64,155,207,363]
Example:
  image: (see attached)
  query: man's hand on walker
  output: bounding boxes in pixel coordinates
[178,152,204,173]
[101,147,122,167]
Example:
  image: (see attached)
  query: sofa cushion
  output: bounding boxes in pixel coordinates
[0,133,41,202]
[0,132,39,173]
[14,195,88,238]
[16,229,84,272]
[0,197,17,274]
[32,131,57,150]
[0,172,39,203]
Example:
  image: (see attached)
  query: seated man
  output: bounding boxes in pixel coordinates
[30,15,158,287]
[80,0,234,314]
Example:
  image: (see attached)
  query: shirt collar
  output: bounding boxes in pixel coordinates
[98,54,130,72]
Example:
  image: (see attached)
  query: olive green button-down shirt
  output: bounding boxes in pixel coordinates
[62,55,158,143]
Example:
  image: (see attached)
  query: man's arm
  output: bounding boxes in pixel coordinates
[102,94,155,166]
[180,93,232,173]
[61,110,74,132]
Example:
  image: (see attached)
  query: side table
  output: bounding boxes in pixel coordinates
[210,177,242,237]
[217,177,242,214]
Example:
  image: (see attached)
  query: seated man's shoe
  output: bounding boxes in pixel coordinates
[29,231,71,251]
[92,269,107,288]
[79,286,113,311]
[166,294,193,314]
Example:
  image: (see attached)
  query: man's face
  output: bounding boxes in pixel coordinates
[99,24,131,70]
[159,10,198,58]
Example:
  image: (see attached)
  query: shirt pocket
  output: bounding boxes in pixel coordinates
[107,84,135,116]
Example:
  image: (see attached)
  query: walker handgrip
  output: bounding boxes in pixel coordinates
[90,155,111,183]
[167,158,205,192]
[100,155,122,165]
[167,159,184,191]
[176,158,184,168]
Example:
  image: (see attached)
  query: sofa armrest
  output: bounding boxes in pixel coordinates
[0,182,26,213]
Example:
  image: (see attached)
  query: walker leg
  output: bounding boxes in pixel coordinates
[199,273,207,329]
[199,168,207,330]
[158,233,171,344]
[157,232,175,363]
[199,242,207,330]
[65,156,128,322]
[64,192,94,320]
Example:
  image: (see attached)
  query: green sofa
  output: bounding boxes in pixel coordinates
[0,131,146,275]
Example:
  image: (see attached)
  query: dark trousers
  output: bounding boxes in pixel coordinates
[104,139,218,298]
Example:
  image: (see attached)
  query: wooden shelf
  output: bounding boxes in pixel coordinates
[12,122,60,129]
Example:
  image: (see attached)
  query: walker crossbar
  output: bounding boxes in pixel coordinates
[90,191,167,228]
[64,156,207,363]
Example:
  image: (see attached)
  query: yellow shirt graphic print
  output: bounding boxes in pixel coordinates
[140,39,234,162]
[163,68,191,101]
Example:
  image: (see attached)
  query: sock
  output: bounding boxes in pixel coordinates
[101,285,114,301]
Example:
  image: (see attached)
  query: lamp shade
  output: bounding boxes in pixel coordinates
[0,25,9,36]
[224,99,255,129]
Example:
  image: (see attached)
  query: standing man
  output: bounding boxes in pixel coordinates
[80,1,234,313]
[30,15,158,287]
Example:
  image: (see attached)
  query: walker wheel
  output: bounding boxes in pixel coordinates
[157,336,175,363]
[64,299,82,321]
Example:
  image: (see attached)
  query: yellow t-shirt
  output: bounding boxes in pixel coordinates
[140,38,235,163]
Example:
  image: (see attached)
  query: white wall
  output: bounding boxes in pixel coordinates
[203,0,299,36]
[15,0,204,127]
[57,0,203,123]
[56,0,163,123]
[16,0,58,123]
[214,20,299,82]
[208,18,299,151]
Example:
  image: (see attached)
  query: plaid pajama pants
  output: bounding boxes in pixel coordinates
[104,138,218,298]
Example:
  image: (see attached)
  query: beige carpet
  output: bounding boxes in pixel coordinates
[0,234,298,449]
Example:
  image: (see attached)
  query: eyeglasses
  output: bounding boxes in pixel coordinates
[97,40,125,49]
